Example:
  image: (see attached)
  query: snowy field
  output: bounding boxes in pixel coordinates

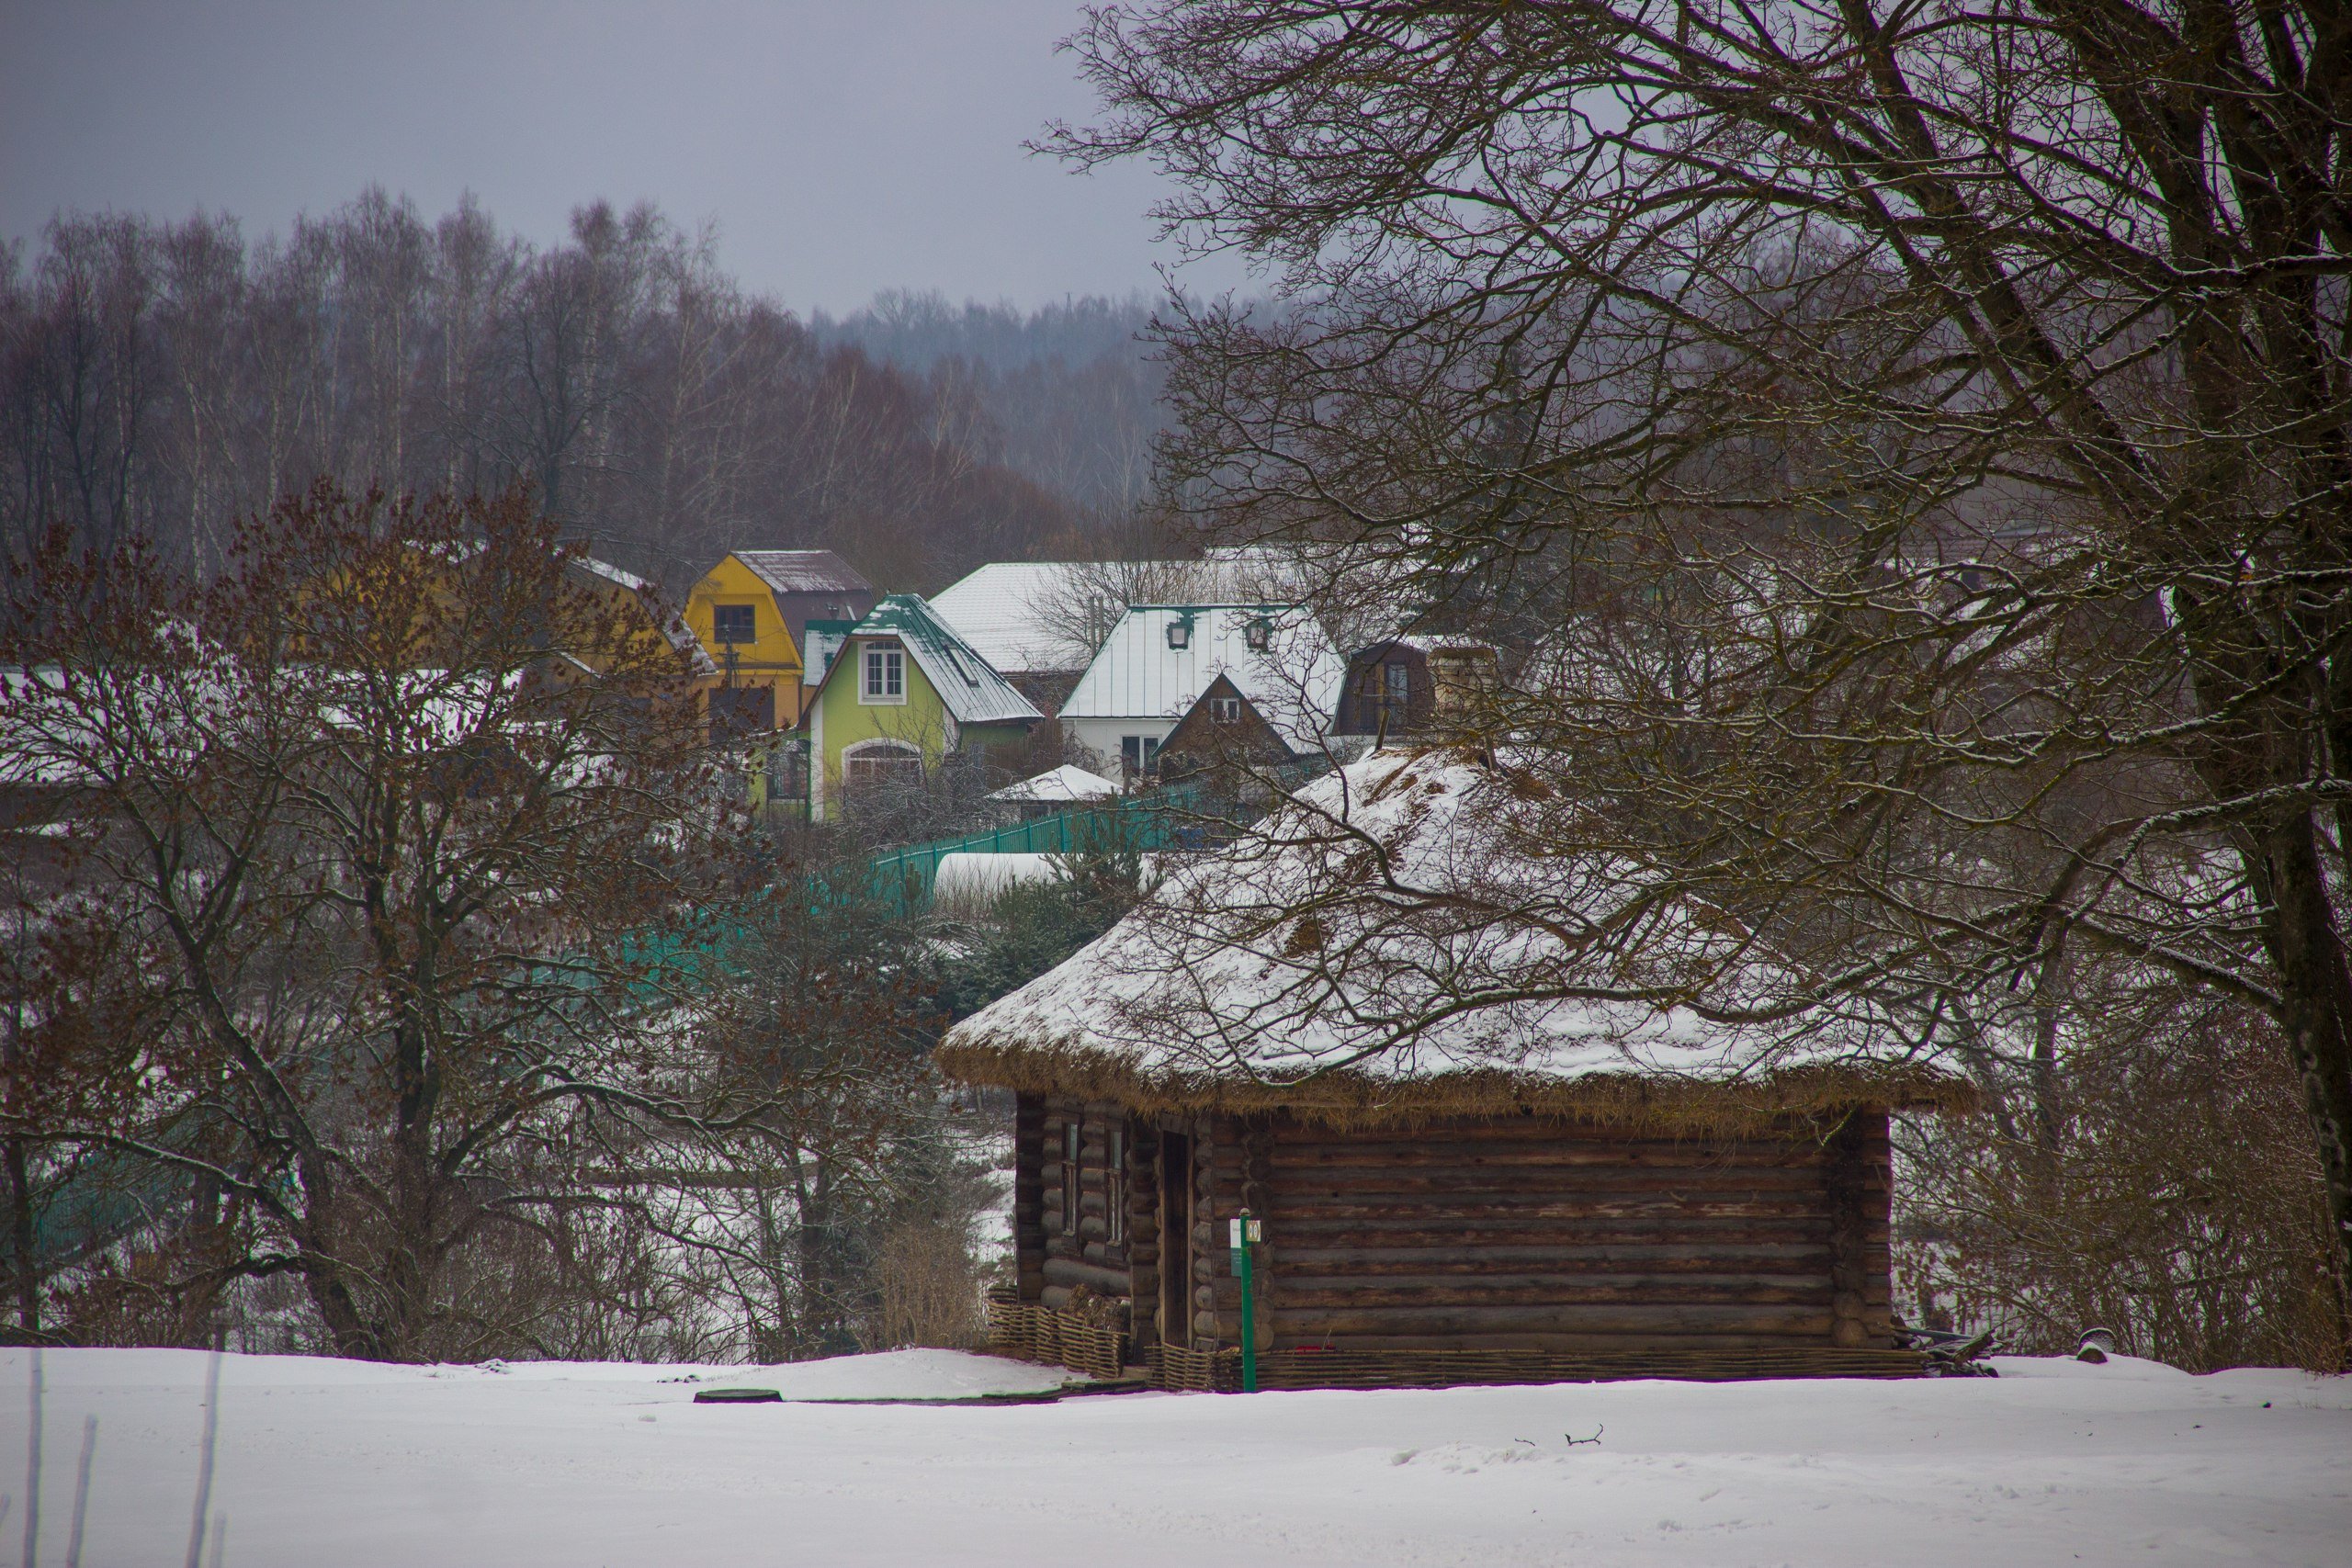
[6,1347,2347,1567]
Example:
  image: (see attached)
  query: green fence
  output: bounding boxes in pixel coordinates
[865,790,1198,914]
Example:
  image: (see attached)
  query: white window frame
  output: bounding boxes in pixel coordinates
[842,738,924,789]
[1210,695,1242,724]
[859,642,907,705]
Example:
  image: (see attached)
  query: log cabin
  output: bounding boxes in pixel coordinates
[937,747,1970,1389]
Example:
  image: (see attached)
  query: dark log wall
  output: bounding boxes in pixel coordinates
[1825,1110,1894,1348]
[1260,1112,1895,1352]
[1014,1100,1897,1356]
[1035,1097,1138,1312]
[1012,1093,1046,1303]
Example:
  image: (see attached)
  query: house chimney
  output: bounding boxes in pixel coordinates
[1426,642,1499,723]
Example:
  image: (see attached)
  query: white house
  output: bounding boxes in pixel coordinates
[1057,604,1344,778]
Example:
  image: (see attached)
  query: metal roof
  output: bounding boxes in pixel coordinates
[1057,604,1343,751]
[986,763,1120,804]
[733,549,874,596]
[815,593,1044,727]
[929,561,1099,673]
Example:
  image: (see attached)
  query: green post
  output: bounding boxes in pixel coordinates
[1229,1212,1261,1393]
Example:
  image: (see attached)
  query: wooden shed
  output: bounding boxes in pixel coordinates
[937,749,1967,1389]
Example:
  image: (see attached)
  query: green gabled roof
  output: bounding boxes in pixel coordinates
[806,593,1043,727]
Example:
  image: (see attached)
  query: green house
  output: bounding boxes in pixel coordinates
[798,593,1044,821]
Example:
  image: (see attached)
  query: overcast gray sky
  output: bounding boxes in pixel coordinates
[1,0,1242,315]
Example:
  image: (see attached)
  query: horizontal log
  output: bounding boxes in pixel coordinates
[1270,1331,1842,1353]
[1270,1142,1830,1171]
[1043,1258,1132,1296]
[1270,1167,1829,1197]
[1272,1243,1834,1274]
[1272,1278,1833,1309]
[1267,1218,1838,1247]
[1272,1117,1854,1144]
[1273,1304,1835,1337]
[1272,1196,1830,1223]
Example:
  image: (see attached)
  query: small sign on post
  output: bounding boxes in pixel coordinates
[1228,1211,1263,1393]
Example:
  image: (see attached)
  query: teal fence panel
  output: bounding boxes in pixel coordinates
[864,790,1194,914]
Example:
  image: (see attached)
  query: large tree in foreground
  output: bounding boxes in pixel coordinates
[2,484,747,1358]
[1052,0,2352,1325]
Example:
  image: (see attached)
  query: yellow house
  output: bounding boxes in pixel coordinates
[684,549,876,734]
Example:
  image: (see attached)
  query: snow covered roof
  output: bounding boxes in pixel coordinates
[987,763,1119,804]
[937,748,1966,1125]
[929,562,1102,675]
[1058,604,1345,752]
[1384,632,1500,658]
[808,594,1044,728]
[734,549,873,597]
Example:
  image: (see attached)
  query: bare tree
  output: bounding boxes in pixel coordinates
[2,191,1084,592]
[1049,1,2352,1334]
[1,482,751,1359]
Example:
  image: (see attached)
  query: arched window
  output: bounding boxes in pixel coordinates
[842,739,923,792]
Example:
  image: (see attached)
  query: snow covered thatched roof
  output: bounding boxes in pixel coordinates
[936,749,1967,1128]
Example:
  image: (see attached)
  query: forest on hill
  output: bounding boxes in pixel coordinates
[0,188,1170,594]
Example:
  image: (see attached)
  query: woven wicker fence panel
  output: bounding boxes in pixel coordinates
[987,1296,1127,1381]
[1147,1345,1925,1392]
[1258,1348,1927,1389]
[1149,1344,1240,1393]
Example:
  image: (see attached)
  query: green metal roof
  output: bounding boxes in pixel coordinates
[808,592,1043,727]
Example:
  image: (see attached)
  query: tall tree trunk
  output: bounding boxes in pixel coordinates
[3,1135,39,1337]
[2256,819,2352,1334]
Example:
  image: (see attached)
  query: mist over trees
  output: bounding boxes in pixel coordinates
[0,189,1170,594]
[813,288,1168,513]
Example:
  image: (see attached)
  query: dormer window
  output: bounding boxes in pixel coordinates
[1166,620,1192,650]
[714,604,756,644]
[861,642,906,704]
[1244,619,1272,652]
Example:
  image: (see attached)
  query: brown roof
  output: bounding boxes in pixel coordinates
[734,549,874,596]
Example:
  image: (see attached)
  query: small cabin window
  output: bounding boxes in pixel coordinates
[714,604,756,644]
[1210,694,1242,724]
[1166,620,1192,649]
[1245,619,1272,652]
[1385,660,1410,703]
[1060,1120,1082,1236]
[862,644,905,703]
[1104,1123,1127,1246]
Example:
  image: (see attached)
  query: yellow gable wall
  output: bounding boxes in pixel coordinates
[685,554,807,726]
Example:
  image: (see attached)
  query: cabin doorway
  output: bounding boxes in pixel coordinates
[1157,1131,1193,1351]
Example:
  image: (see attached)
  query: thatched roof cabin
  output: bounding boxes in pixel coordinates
[938,749,1968,1388]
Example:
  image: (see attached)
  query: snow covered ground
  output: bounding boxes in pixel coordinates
[6,1347,2346,1567]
